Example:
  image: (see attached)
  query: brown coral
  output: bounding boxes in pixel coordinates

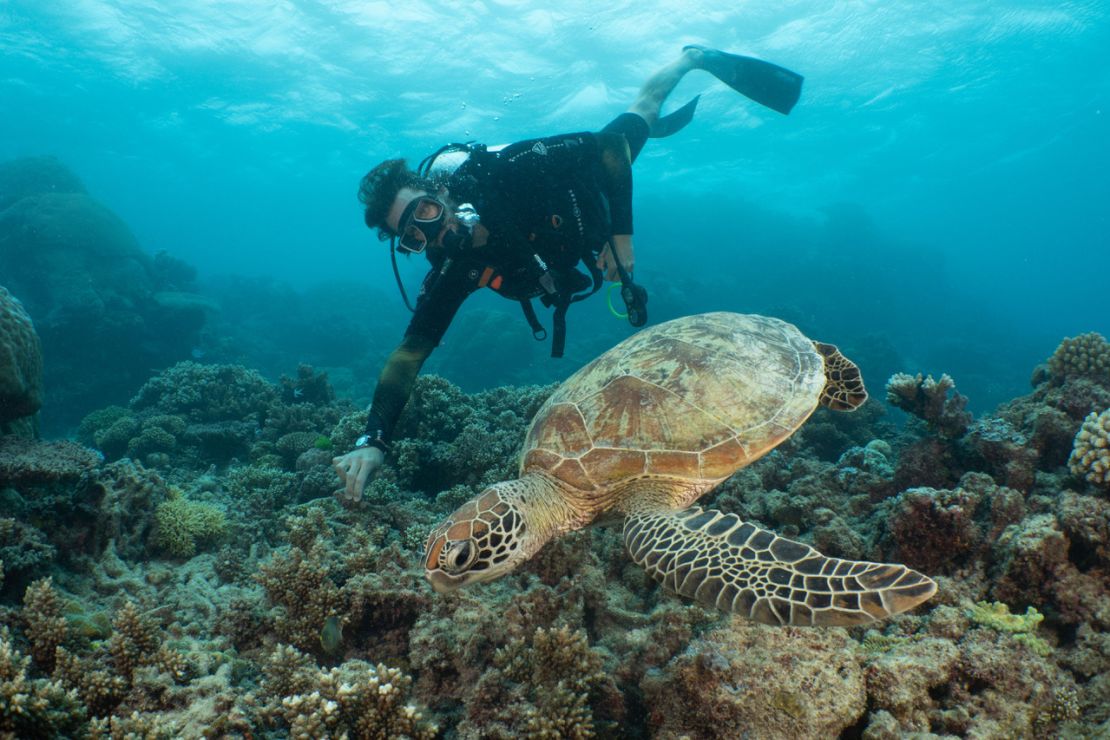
[0,628,87,736]
[258,644,437,739]
[885,372,972,439]
[0,285,42,433]
[22,577,67,672]
[1070,409,1110,490]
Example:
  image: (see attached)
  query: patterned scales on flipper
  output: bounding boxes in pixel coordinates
[624,507,937,626]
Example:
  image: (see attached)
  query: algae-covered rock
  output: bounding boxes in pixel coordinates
[641,622,866,738]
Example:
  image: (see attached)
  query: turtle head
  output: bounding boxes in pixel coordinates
[424,481,545,593]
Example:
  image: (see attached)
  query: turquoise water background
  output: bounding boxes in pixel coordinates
[2,1,1107,412]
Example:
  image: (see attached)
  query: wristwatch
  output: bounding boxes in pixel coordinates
[354,434,387,452]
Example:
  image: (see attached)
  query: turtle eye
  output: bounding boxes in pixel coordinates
[442,539,477,574]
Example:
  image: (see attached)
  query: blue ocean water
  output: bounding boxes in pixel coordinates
[2,1,1107,414]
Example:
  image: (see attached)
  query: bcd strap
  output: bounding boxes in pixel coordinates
[519,300,547,341]
[527,257,605,358]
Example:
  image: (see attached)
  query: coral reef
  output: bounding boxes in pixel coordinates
[1070,408,1110,490]
[2,326,1110,736]
[0,285,43,436]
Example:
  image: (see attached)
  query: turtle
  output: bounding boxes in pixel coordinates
[423,312,937,626]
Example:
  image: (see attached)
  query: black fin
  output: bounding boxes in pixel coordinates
[649,95,700,138]
[686,44,804,115]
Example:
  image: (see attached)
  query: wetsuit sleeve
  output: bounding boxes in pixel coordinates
[364,333,437,448]
[597,131,634,235]
[364,262,475,447]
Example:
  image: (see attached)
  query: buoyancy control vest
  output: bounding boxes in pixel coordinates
[416,133,611,357]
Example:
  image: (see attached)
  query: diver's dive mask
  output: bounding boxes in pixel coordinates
[396,195,447,253]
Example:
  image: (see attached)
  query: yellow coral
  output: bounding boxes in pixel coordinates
[967,600,1044,633]
[967,601,1052,655]
[1069,409,1110,489]
[151,488,227,558]
[1047,332,1110,384]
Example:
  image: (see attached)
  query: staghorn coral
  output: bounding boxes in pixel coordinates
[885,371,972,439]
[1070,408,1110,490]
[256,544,343,654]
[1047,332,1110,386]
[21,578,67,673]
[109,601,159,683]
[256,643,437,740]
[53,645,126,716]
[150,488,227,559]
[458,624,618,739]
[0,285,43,434]
[0,628,87,737]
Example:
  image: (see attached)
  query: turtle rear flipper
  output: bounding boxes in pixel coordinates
[624,507,936,627]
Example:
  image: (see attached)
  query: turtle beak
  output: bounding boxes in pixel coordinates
[425,569,466,594]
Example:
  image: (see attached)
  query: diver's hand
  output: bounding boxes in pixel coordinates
[332,446,384,502]
[597,236,634,281]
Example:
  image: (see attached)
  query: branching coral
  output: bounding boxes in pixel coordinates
[885,372,972,439]
[458,625,617,738]
[22,577,67,672]
[256,545,343,654]
[1070,409,1110,489]
[0,628,87,737]
[150,488,227,559]
[1047,332,1110,385]
[257,644,437,739]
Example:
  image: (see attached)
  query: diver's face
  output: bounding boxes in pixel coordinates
[388,187,453,252]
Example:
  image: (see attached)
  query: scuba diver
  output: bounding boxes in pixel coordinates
[334,45,804,500]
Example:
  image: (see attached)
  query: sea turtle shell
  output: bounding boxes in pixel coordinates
[521,312,826,503]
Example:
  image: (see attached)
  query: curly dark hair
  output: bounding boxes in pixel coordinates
[357,159,436,240]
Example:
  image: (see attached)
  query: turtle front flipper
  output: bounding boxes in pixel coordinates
[624,507,936,626]
[813,341,868,411]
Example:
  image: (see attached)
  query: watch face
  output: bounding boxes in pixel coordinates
[355,435,371,447]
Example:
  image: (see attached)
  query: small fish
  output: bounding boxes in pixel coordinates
[320,615,343,655]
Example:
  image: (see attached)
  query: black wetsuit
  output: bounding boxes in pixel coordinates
[363,114,650,450]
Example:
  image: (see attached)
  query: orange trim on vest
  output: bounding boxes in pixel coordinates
[477,267,494,288]
[491,275,503,290]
